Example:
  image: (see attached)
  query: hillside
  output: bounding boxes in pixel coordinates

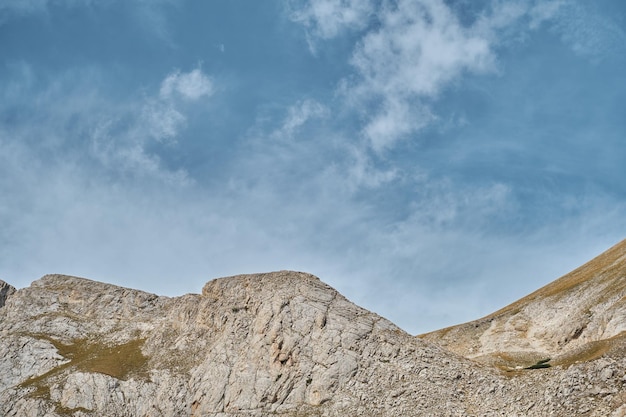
[421,239,626,372]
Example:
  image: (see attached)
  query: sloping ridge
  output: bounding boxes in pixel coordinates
[421,239,626,370]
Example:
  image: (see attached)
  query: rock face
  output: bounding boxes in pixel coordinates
[1,243,626,416]
[0,279,15,308]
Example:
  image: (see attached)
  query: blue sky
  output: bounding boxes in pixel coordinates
[1,0,625,334]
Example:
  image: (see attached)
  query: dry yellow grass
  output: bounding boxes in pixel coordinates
[420,239,626,370]
[19,334,149,399]
[486,239,626,319]
[552,331,626,367]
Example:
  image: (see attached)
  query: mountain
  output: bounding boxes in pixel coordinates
[1,243,626,416]
[421,239,626,372]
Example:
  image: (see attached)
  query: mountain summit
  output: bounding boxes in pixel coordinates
[2,245,626,416]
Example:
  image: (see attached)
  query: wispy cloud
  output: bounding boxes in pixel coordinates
[359,98,434,153]
[289,0,374,38]
[550,2,626,62]
[90,70,213,182]
[0,65,220,291]
[278,99,329,138]
[290,0,496,153]
[292,0,614,159]
[140,102,186,143]
[473,0,626,62]
[347,0,495,152]
[288,0,375,53]
[85,68,211,183]
[0,65,213,184]
[528,0,565,29]
[159,68,214,101]
[343,146,398,189]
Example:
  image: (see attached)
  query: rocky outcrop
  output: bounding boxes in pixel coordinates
[1,261,626,416]
[0,279,15,308]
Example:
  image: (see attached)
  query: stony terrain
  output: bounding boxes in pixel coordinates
[1,240,626,416]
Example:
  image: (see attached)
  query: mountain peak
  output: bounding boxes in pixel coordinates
[201,270,337,307]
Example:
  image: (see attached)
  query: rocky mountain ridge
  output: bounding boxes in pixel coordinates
[1,241,626,416]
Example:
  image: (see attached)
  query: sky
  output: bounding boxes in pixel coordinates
[1,0,625,334]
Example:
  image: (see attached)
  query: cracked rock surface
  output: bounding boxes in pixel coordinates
[1,261,626,416]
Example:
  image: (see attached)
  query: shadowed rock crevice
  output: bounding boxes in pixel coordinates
[0,279,16,308]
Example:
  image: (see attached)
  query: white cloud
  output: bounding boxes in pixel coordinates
[405,179,513,230]
[474,0,529,34]
[346,0,494,151]
[344,146,398,189]
[280,99,329,137]
[362,98,435,153]
[0,66,212,184]
[294,0,611,162]
[159,69,214,101]
[529,0,565,29]
[4,106,624,335]
[89,117,190,185]
[474,1,626,62]
[141,101,186,142]
[86,68,213,181]
[289,0,375,39]
[353,1,494,95]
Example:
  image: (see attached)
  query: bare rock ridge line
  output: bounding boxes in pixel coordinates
[1,241,626,416]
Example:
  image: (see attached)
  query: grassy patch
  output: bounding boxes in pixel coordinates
[52,337,149,380]
[552,332,626,367]
[19,334,150,406]
[473,350,550,372]
[54,404,91,416]
[16,335,149,416]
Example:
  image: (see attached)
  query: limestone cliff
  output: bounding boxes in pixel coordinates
[1,263,626,416]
